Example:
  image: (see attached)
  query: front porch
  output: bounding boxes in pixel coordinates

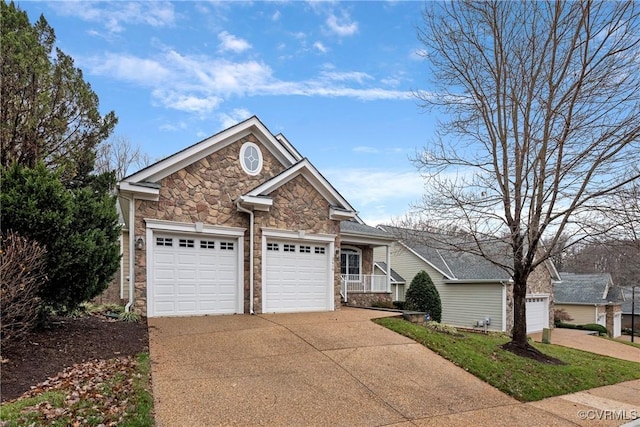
[339,221,396,306]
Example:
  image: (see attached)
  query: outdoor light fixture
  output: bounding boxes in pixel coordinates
[135,236,145,250]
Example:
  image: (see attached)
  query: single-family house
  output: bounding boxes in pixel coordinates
[116,116,396,317]
[374,226,558,334]
[555,272,623,338]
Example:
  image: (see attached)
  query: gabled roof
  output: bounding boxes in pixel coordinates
[374,261,406,284]
[241,158,355,217]
[378,225,512,282]
[340,220,396,245]
[120,116,299,189]
[556,272,623,305]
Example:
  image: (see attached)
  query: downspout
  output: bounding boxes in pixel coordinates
[236,201,255,314]
[125,196,135,313]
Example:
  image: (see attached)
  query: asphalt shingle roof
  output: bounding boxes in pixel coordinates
[374,262,406,283]
[380,225,511,281]
[621,287,640,315]
[340,221,394,239]
[556,272,622,304]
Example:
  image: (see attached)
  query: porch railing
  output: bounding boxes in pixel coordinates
[341,274,389,302]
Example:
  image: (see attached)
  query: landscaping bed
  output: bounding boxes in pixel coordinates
[0,313,152,426]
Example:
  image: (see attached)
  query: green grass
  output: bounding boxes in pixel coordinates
[375,317,640,402]
[0,353,154,426]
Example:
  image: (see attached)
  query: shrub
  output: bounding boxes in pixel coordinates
[0,232,47,344]
[393,301,406,310]
[0,163,120,313]
[554,308,573,325]
[556,322,608,336]
[405,270,442,322]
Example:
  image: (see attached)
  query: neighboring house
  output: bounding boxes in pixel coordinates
[621,287,640,332]
[374,226,558,334]
[555,272,623,338]
[116,116,395,317]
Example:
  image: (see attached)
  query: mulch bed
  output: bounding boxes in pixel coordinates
[1,314,149,402]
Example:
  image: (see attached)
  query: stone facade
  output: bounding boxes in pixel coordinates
[130,133,343,316]
[605,303,622,338]
[346,292,392,308]
[504,262,555,333]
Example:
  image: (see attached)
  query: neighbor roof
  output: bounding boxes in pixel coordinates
[556,272,622,305]
[374,261,406,284]
[379,225,511,281]
[621,287,640,315]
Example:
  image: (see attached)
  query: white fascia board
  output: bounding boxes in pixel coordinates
[237,195,273,212]
[145,218,246,236]
[247,159,356,213]
[118,182,160,200]
[125,116,297,184]
[340,232,395,246]
[275,133,303,161]
[329,207,357,221]
[262,227,336,242]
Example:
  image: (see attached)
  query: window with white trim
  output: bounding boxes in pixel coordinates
[240,142,263,175]
[340,247,361,277]
[267,242,279,251]
[314,246,325,254]
[299,245,311,253]
[283,244,295,252]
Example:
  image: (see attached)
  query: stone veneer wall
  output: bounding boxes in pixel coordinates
[131,133,345,316]
[605,303,622,338]
[254,173,341,313]
[346,292,392,308]
[504,262,555,333]
[132,135,287,316]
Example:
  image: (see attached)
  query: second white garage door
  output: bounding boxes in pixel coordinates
[526,296,549,333]
[150,234,240,317]
[264,240,331,313]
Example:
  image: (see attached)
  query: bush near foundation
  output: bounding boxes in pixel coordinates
[405,270,442,322]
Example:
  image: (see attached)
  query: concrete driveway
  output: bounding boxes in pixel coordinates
[530,328,640,363]
[149,308,639,426]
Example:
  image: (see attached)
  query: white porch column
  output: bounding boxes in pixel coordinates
[386,244,391,293]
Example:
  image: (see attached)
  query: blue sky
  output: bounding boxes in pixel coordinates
[16,1,439,226]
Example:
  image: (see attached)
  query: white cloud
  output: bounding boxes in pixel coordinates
[53,1,176,34]
[313,41,328,53]
[326,12,358,36]
[323,168,424,226]
[217,31,252,53]
[320,70,373,84]
[272,10,281,21]
[218,108,253,129]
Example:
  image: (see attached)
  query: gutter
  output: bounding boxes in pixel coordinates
[236,200,255,315]
[125,196,135,313]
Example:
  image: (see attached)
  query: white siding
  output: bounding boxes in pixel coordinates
[375,243,505,331]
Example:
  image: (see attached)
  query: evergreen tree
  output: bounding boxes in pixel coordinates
[405,270,442,322]
[0,163,120,312]
[0,1,117,186]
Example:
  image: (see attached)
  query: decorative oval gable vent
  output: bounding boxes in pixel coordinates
[240,141,263,175]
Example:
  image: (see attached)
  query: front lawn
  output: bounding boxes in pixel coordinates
[375,317,640,402]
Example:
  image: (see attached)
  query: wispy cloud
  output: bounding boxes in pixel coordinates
[219,108,252,128]
[326,12,358,36]
[217,31,252,53]
[52,1,176,34]
[84,48,413,115]
[353,146,379,153]
[313,41,328,53]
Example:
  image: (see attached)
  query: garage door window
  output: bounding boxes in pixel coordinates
[200,240,215,249]
[315,247,325,254]
[283,244,295,252]
[220,242,234,250]
[156,237,173,246]
[267,242,279,251]
[179,239,195,248]
[300,245,311,253]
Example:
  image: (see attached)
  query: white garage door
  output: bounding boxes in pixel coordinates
[526,296,549,333]
[151,234,239,317]
[264,240,331,313]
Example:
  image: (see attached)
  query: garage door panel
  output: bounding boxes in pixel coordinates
[526,297,549,333]
[264,239,331,313]
[151,234,240,317]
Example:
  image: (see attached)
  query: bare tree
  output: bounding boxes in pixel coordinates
[94,135,150,180]
[414,1,640,352]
